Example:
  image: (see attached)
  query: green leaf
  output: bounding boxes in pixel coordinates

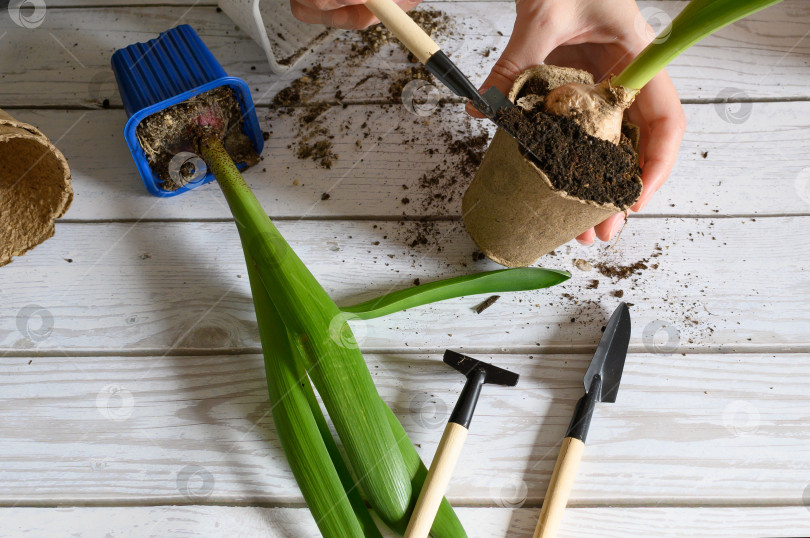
[614,0,783,90]
[341,268,570,320]
[244,260,369,536]
[204,138,436,532]
[384,404,467,537]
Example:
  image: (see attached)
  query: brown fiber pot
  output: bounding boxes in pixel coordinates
[0,108,72,267]
[461,65,642,267]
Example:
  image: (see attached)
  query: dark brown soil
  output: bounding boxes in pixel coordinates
[592,246,662,280]
[267,8,486,252]
[518,78,550,99]
[389,65,433,100]
[496,105,641,208]
[353,10,449,60]
[595,259,649,279]
[474,295,500,314]
[136,87,259,190]
[297,139,336,169]
[272,65,327,108]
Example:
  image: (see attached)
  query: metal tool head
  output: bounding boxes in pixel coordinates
[422,51,543,162]
[584,302,631,403]
[472,86,515,120]
[443,350,519,387]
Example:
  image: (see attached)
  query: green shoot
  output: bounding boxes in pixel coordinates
[614,0,783,90]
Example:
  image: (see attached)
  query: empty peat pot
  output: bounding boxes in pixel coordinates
[0,108,72,267]
[462,65,643,267]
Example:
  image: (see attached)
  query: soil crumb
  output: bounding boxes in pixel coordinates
[474,295,500,314]
[573,258,592,272]
[298,139,336,169]
[137,87,258,190]
[595,260,649,279]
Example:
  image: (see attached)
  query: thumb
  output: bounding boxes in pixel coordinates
[466,12,561,118]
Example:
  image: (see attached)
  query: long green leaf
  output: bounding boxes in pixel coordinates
[614,0,783,90]
[341,268,570,320]
[248,250,382,536]
[244,260,368,536]
[384,404,466,537]
[204,139,421,530]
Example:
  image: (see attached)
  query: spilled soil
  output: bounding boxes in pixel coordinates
[268,8,491,250]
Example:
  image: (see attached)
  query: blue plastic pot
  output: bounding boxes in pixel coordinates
[111,24,264,197]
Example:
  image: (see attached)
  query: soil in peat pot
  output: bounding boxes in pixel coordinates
[495,79,642,208]
[136,87,259,191]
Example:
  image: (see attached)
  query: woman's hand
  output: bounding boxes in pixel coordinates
[289,0,421,29]
[290,0,685,244]
[468,0,686,245]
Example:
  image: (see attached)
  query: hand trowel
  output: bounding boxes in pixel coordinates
[362,0,544,162]
[534,302,631,538]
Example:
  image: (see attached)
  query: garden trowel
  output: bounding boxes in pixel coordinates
[362,0,544,162]
[534,302,631,538]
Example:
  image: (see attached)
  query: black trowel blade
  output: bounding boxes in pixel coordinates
[584,302,631,403]
[479,86,515,119]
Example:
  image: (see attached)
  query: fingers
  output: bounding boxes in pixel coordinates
[594,212,625,242]
[290,0,422,30]
[627,70,686,212]
[576,228,595,246]
[290,0,377,29]
[467,4,569,117]
[292,0,365,14]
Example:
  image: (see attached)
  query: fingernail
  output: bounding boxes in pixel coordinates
[610,220,622,239]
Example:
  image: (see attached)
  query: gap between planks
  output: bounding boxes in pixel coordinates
[53,213,810,223]
[1,499,807,509]
[7,94,810,111]
[7,343,810,358]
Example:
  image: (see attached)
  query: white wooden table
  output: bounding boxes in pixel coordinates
[2,1,810,536]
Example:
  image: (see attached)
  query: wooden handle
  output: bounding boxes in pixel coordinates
[364,0,440,63]
[533,437,585,538]
[404,422,468,538]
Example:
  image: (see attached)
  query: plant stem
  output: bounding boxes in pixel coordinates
[613,0,783,90]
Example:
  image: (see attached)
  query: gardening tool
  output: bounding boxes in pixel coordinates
[404,350,519,538]
[534,302,631,538]
[111,25,264,197]
[362,0,544,162]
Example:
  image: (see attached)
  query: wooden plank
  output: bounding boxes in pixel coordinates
[11,101,810,221]
[0,351,808,505]
[2,2,810,107]
[4,506,810,537]
[48,0,216,4]
[0,217,808,353]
